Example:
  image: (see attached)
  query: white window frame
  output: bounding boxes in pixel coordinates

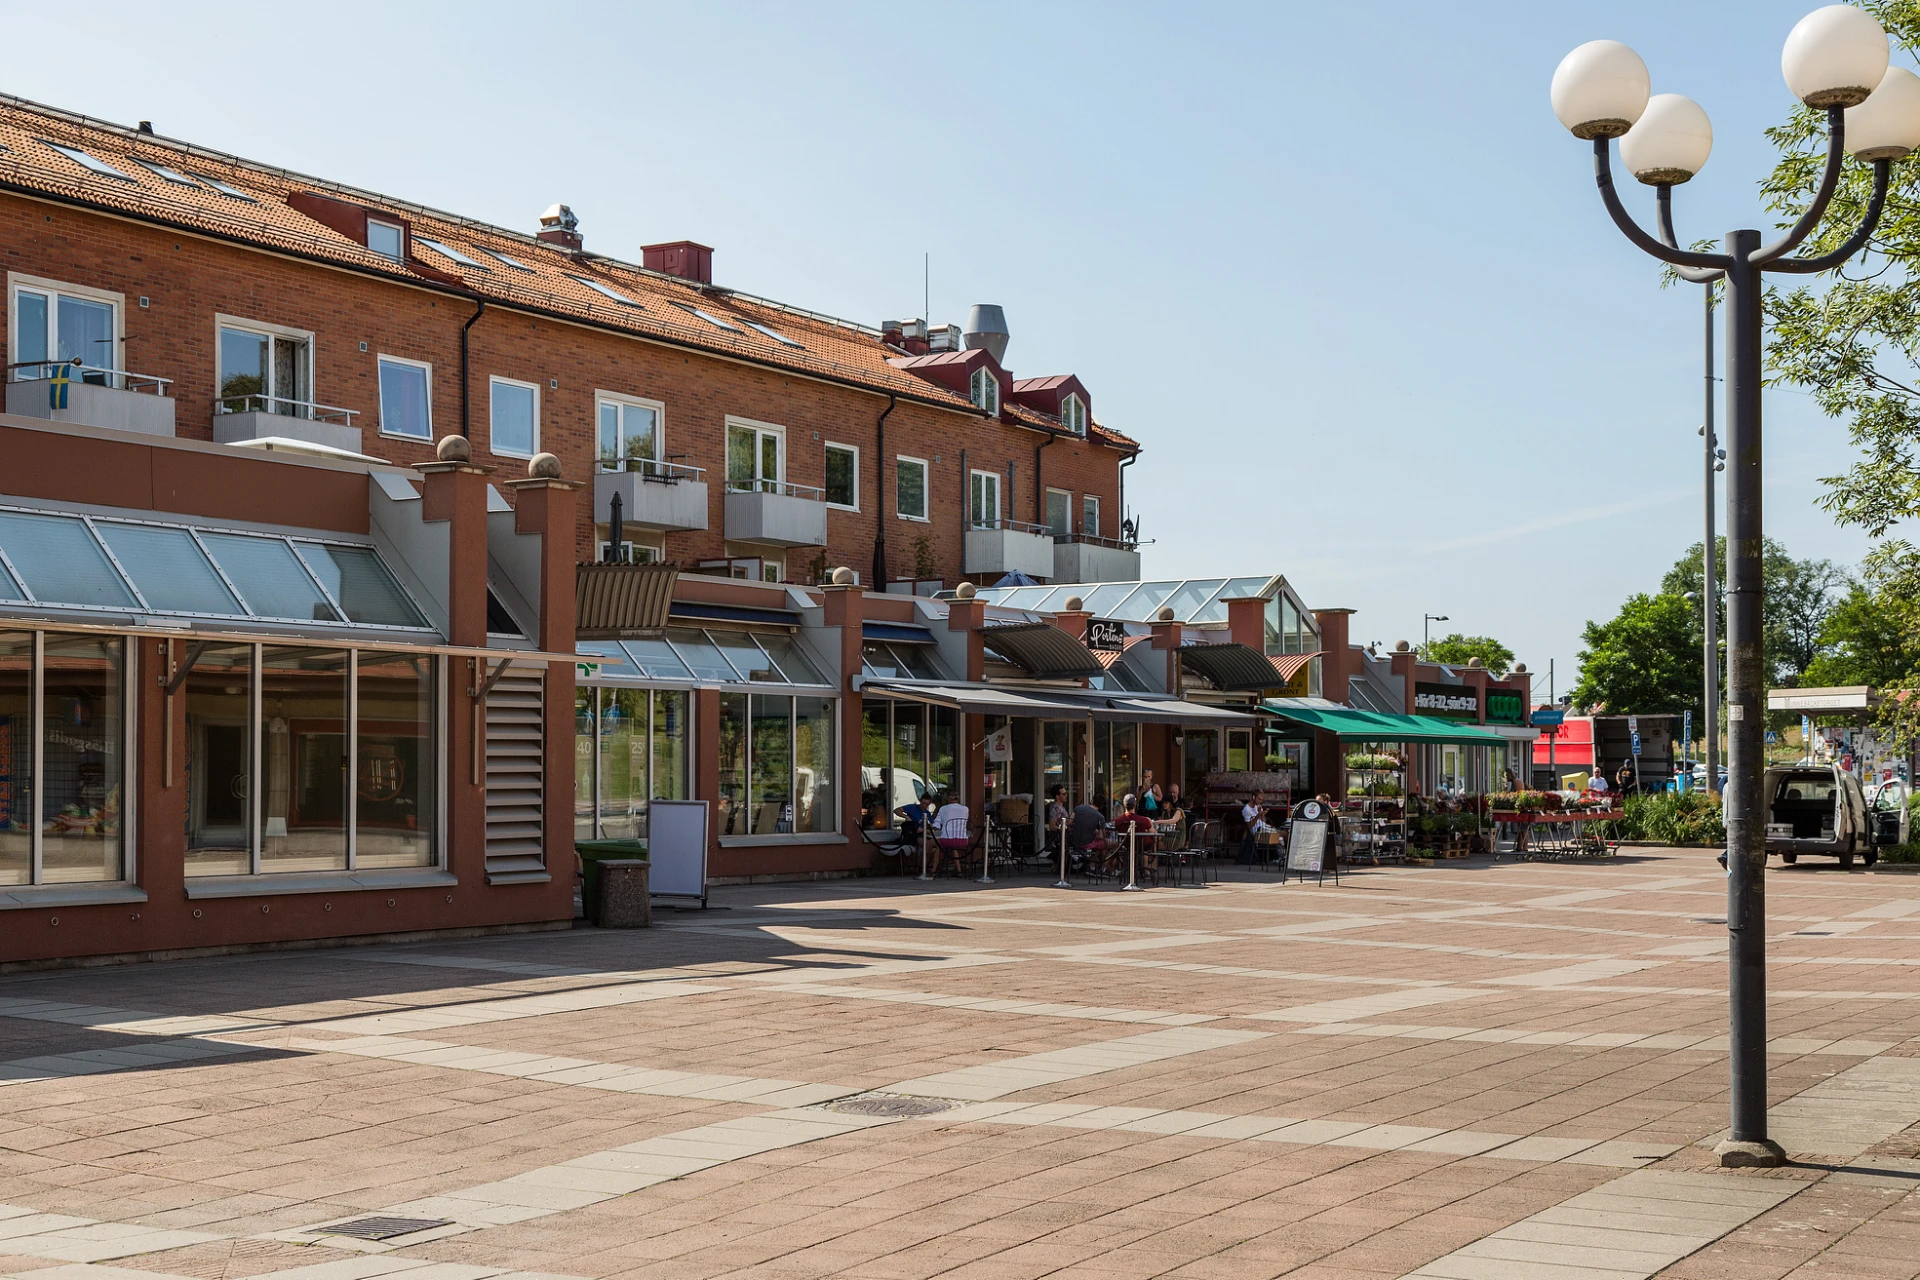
[489,375,542,460]
[594,391,665,473]
[895,455,930,522]
[1045,487,1071,536]
[725,415,785,491]
[366,217,405,261]
[1083,494,1101,538]
[1061,393,1087,436]
[375,354,434,441]
[596,531,667,564]
[969,366,999,414]
[8,272,124,379]
[214,313,315,415]
[969,469,1001,529]
[823,441,860,511]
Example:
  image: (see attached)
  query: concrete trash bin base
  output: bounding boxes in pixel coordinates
[597,859,651,928]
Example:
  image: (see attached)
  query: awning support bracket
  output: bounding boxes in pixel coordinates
[468,656,514,701]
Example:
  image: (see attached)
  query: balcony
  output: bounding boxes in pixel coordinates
[595,458,710,533]
[964,519,1055,580]
[1053,534,1142,584]
[722,479,827,548]
[5,362,175,436]
[212,395,361,454]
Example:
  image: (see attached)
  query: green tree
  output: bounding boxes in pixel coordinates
[1659,537,1844,683]
[1800,584,1920,690]
[1421,633,1516,676]
[1571,593,1701,721]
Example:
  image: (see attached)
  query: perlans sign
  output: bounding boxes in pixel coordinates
[1086,619,1126,652]
[1414,682,1479,722]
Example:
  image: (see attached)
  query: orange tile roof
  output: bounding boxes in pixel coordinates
[0,94,1148,444]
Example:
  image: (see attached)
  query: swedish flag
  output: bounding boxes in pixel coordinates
[47,361,72,410]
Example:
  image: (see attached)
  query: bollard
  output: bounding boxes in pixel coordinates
[1123,823,1143,892]
[977,810,995,884]
[917,819,931,881]
[1054,812,1071,889]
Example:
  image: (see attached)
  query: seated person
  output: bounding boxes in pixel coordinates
[930,794,972,876]
[894,795,930,845]
[1112,793,1158,872]
[1238,790,1269,864]
[1070,799,1110,867]
[1044,784,1070,831]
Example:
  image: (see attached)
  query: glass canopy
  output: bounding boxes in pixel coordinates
[579,627,833,688]
[979,575,1284,624]
[0,506,430,631]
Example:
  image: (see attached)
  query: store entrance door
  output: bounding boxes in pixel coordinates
[1183,730,1217,816]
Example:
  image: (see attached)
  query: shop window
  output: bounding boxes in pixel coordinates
[574,688,595,842]
[356,651,435,869]
[0,631,127,887]
[714,691,834,838]
[795,697,835,834]
[184,643,254,877]
[261,647,347,872]
[751,696,794,834]
[1226,727,1253,772]
[574,687,690,842]
[857,698,956,830]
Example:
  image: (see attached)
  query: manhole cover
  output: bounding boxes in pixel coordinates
[830,1096,956,1118]
[320,1216,451,1241]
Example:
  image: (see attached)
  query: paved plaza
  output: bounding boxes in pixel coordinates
[7,851,1920,1279]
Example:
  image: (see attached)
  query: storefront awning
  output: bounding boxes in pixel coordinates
[980,622,1104,679]
[1178,642,1286,692]
[1261,702,1505,745]
[863,621,938,645]
[1050,691,1257,727]
[576,562,678,639]
[863,680,1094,717]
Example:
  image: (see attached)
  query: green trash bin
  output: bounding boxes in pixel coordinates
[576,839,648,921]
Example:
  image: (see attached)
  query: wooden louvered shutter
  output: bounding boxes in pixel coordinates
[484,667,548,882]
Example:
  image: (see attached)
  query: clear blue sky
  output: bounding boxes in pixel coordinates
[10,0,1892,692]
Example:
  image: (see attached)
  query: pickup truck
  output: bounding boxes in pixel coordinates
[1764,764,1877,868]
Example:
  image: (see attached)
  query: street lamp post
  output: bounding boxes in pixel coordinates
[1422,614,1448,654]
[1702,287,1725,796]
[1554,5,1920,1169]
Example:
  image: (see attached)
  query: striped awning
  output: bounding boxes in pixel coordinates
[576,562,679,638]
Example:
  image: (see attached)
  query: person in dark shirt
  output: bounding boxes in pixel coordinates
[1070,802,1109,866]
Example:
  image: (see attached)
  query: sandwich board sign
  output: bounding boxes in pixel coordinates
[1283,818,1338,886]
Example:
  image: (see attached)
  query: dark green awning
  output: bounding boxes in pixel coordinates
[1260,702,1505,745]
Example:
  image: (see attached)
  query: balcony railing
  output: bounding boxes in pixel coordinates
[970,516,1049,534]
[215,394,357,424]
[726,478,825,501]
[9,360,171,395]
[598,456,707,484]
[1052,530,1142,551]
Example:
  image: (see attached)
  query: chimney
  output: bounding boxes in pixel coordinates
[1222,597,1265,651]
[927,323,962,353]
[963,305,1009,364]
[537,203,582,251]
[642,240,713,285]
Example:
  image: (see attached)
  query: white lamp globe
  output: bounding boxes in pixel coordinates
[1619,94,1714,184]
[1552,40,1651,139]
[1783,5,1890,107]
[1846,65,1920,159]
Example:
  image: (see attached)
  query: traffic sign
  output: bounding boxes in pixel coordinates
[1766,730,1778,744]
[1631,731,1642,756]
[1530,709,1565,727]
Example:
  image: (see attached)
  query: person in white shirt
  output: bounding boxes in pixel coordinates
[931,794,971,877]
[1239,791,1267,864]
[1589,771,1610,796]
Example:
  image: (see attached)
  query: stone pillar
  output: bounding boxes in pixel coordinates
[821,572,865,838]
[1223,597,1265,651]
[1313,608,1355,705]
[1150,614,1183,696]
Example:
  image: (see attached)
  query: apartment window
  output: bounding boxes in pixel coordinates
[969,470,1000,528]
[896,456,929,521]
[490,377,540,458]
[824,443,859,510]
[726,419,783,492]
[183,645,438,877]
[1082,495,1100,539]
[596,394,661,473]
[717,692,837,837]
[376,356,432,440]
[1061,393,1088,436]
[969,366,999,414]
[366,218,405,261]
[217,318,311,416]
[0,631,130,888]
[1045,488,1071,536]
[10,278,118,383]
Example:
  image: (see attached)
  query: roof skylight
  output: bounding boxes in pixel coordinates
[416,238,488,269]
[744,320,803,348]
[130,157,200,187]
[42,141,133,181]
[193,173,256,202]
[673,303,741,333]
[569,274,643,308]
[474,246,535,272]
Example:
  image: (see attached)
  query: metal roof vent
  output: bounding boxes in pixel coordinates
[537,203,582,251]
[963,304,1009,364]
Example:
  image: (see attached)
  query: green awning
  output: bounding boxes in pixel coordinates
[1260,703,1505,745]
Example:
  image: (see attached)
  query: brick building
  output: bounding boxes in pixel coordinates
[0,94,1140,590]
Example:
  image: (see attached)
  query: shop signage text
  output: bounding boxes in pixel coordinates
[1414,682,1479,722]
[1486,690,1527,725]
[1086,619,1126,652]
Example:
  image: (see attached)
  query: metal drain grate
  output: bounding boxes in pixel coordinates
[830,1095,957,1118]
[319,1216,452,1241]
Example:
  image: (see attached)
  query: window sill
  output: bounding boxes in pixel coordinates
[718,834,849,848]
[492,448,537,461]
[377,429,434,443]
[896,514,930,523]
[826,504,860,514]
[0,883,147,910]
[184,867,456,900]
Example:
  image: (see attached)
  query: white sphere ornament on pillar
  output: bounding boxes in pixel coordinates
[1783,5,1890,107]
[1619,94,1714,184]
[1846,65,1920,159]
[1551,40,1652,138]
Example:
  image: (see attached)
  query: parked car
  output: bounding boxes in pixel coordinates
[1764,764,1877,868]
[1668,766,1727,794]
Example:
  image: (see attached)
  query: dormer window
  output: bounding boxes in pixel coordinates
[367,218,404,261]
[970,366,999,414]
[1061,393,1087,436]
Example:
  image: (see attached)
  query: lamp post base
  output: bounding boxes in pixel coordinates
[1714,1138,1786,1168]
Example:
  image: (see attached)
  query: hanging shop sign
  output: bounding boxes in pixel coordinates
[1413,682,1479,722]
[1086,619,1126,652]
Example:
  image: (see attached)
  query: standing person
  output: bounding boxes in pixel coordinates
[1140,770,1161,817]
[930,793,971,877]
[1588,769,1610,799]
[1616,761,1634,797]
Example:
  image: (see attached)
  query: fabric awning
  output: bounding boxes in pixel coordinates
[1178,642,1286,692]
[980,621,1104,679]
[1260,702,1506,745]
[1268,650,1321,681]
[1048,691,1257,727]
[863,621,937,645]
[863,680,1093,717]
